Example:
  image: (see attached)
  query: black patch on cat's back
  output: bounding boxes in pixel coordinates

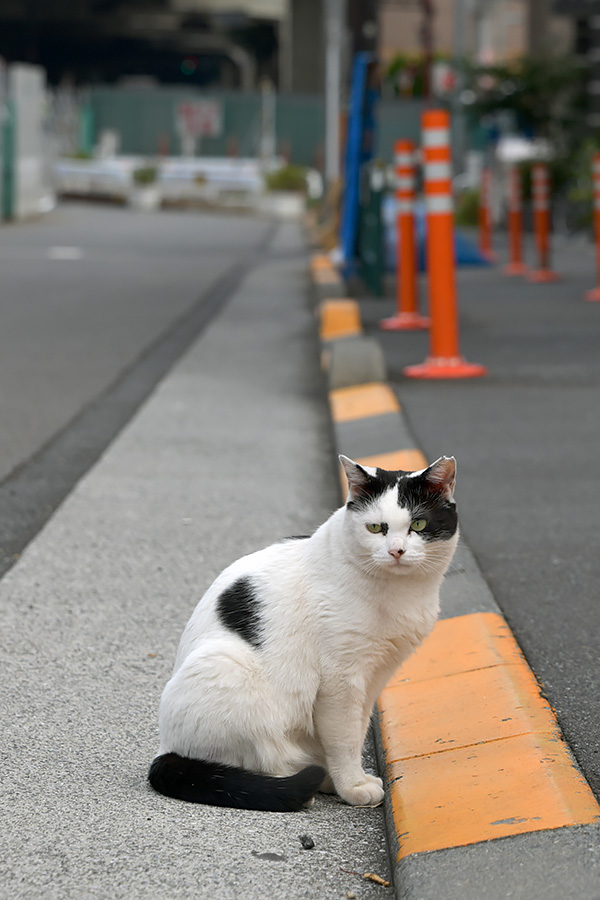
[217,576,263,648]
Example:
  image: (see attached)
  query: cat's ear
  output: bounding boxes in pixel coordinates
[339,454,377,503]
[422,456,456,501]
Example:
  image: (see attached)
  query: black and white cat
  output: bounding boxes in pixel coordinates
[149,454,458,812]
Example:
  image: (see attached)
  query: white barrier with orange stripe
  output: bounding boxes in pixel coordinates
[503,164,528,277]
[404,109,487,380]
[527,162,560,283]
[380,140,429,332]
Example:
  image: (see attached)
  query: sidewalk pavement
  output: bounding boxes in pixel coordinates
[1,222,392,900]
[4,214,600,900]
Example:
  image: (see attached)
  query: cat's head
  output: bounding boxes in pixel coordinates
[339,455,458,578]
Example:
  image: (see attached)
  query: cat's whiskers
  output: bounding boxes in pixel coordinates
[412,555,449,578]
[361,557,391,578]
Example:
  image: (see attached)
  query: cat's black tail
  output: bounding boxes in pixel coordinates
[148,753,325,812]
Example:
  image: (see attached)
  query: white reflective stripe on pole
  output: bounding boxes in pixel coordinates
[426,194,454,213]
[422,127,451,147]
[424,161,452,181]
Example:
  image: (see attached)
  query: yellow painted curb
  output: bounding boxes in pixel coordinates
[356,450,428,473]
[378,612,600,857]
[319,299,362,341]
[313,268,342,285]
[310,253,334,272]
[329,382,400,423]
[317,271,600,860]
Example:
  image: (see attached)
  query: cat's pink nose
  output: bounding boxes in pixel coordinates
[388,547,405,559]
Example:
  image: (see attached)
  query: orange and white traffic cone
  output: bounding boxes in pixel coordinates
[478,167,496,262]
[527,163,560,283]
[585,153,600,301]
[404,110,487,380]
[380,140,429,331]
[502,164,528,276]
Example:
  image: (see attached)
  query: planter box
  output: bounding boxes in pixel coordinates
[129,184,161,211]
[258,191,305,220]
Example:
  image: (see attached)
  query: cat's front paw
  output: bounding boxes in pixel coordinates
[338,779,385,807]
[363,773,383,790]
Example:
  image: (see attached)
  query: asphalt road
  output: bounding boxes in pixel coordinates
[358,231,600,800]
[0,203,275,574]
[0,202,272,485]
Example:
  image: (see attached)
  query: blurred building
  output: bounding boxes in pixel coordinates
[378,0,574,67]
[554,0,600,129]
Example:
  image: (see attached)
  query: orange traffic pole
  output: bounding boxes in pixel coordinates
[585,153,600,301]
[502,164,528,276]
[380,140,430,331]
[478,167,496,262]
[527,163,560,283]
[404,110,487,379]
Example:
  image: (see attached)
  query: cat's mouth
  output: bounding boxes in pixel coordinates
[386,556,412,573]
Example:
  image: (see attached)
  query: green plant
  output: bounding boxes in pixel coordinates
[132,165,158,186]
[385,52,452,98]
[455,188,480,227]
[563,139,600,231]
[264,165,308,193]
[462,54,588,160]
[517,158,571,203]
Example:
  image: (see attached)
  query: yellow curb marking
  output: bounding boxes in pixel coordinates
[317,264,599,853]
[329,383,400,423]
[319,299,362,341]
[385,733,599,857]
[313,268,341,285]
[378,612,600,857]
[310,253,334,271]
[381,660,558,761]
[356,450,428,472]
[385,611,523,685]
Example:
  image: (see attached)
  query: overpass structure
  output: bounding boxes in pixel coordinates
[0,0,329,93]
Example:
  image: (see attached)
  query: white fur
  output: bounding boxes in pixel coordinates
[157,479,458,807]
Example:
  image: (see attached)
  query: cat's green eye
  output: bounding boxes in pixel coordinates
[366,523,383,534]
[411,518,427,532]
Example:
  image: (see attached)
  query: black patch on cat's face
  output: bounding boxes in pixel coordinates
[397,475,458,542]
[348,468,458,542]
[217,577,263,648]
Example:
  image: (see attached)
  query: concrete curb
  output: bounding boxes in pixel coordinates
[309,253,600,900]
